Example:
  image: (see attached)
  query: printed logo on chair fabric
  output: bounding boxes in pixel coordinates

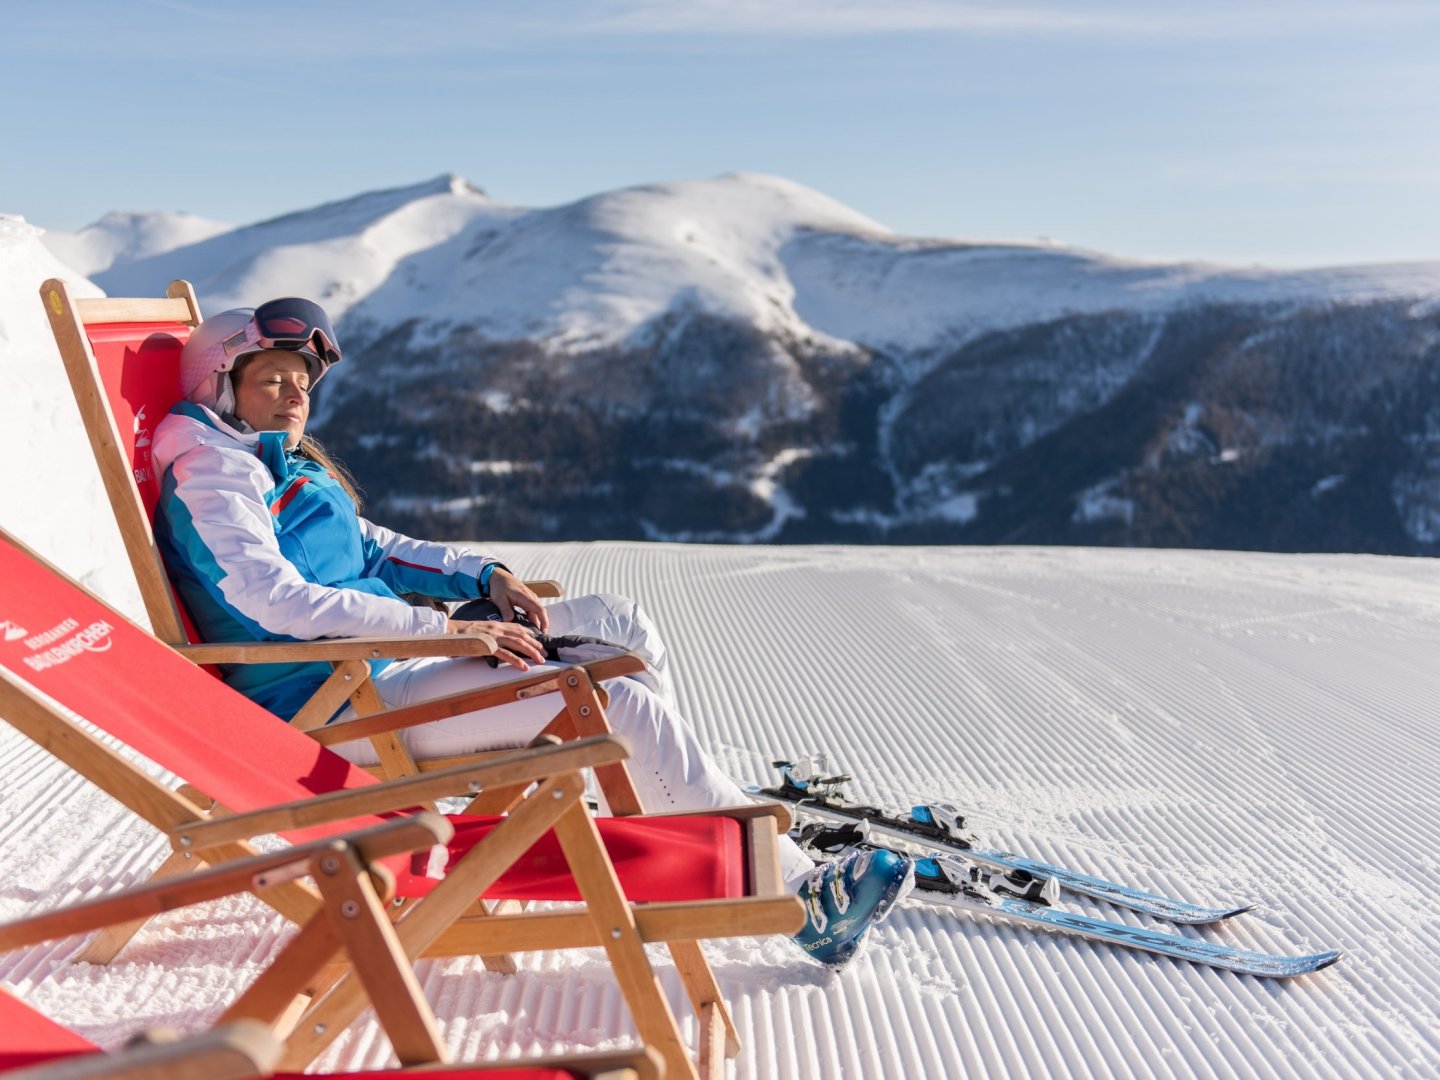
[1,617,115,670]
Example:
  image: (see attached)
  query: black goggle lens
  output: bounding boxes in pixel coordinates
[254,298,341,365]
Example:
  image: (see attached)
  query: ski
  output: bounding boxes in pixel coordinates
[794,826,1339,978]
[921,887,1340,978]
[749,757,1252,925]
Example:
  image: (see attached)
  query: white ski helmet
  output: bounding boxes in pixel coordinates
[179,298,342,414]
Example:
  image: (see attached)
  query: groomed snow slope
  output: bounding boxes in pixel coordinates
[3,542,1438,1078]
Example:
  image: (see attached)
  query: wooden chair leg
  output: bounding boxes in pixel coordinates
[558,675,644,817]
[346,679,427,790]
[273,772,590,1072]
[312,848,447,1067]
[348,688,521,982]
[698,1000,728,1080]
[391,895,517,976]
[551,801,698,1080]
[290,660,371,733]
[222,915,347,1029]
[75,849,202,964]
[668,940,739,1065]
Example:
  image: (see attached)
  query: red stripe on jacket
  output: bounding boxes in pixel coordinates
[386,556,443,574]
[270,476,310,516]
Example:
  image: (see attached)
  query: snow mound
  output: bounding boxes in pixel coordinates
[0,215,142,620]
[42,210,231,278]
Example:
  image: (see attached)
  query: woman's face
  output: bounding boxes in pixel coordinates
[232,350,311,448]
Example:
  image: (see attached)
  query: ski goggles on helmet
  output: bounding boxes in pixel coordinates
[220,297,343,382]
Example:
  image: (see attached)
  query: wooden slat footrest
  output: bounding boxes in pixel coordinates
[425,896,806,955]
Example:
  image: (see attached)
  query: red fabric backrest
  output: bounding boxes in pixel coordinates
[81,321,191,520]
[81,320,212,647]
[0,988,96,1069]
[0,534,386,846]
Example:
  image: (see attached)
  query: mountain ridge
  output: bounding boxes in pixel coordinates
[35,174,1440,552]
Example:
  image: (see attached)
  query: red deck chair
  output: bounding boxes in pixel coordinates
[0,528,801,1080]
[0,815,662,1079]
[38,276,661,987]
[37,277,606,784]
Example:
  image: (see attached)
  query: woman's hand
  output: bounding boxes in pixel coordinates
[486,568,551,633]
[447,616,547,670]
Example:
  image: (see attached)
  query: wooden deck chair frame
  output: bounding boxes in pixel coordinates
[39,275,659,984]
[0,528,803,1080]
[38,276,593,787]
[0,815,663,1080]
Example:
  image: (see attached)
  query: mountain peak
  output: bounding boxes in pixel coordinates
[416,173,489,200]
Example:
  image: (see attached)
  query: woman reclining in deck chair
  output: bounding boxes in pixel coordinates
[151,297,913,970]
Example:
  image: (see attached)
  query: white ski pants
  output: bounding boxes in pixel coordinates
[330,591,815,888]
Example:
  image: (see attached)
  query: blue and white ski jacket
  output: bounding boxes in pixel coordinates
[151,402,506,722]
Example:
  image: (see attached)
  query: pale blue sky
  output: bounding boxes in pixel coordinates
[3,1,1437,267]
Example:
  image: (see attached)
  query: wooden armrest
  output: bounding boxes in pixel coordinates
[4,1020,280,1080]
[175,635,496,665]
[169,734,633,852]
[308,654,646,747]
[0,814,451,951]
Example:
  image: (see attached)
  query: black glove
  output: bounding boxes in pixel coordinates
[451,598,625,667]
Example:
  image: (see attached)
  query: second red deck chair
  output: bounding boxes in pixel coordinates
[0,528,803,1080]
[37,276,635,792]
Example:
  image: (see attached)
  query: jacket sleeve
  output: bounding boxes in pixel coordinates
[358,518,507,600]
[166,445,450,640]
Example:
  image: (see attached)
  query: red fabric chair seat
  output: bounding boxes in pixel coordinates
[397,813,746,901]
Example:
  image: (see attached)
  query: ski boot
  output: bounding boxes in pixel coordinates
[793,846,915,969]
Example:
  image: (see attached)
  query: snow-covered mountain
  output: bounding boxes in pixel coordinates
[41,209,231,278]
[36,174,1440,551]
[57,171,1440,355]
